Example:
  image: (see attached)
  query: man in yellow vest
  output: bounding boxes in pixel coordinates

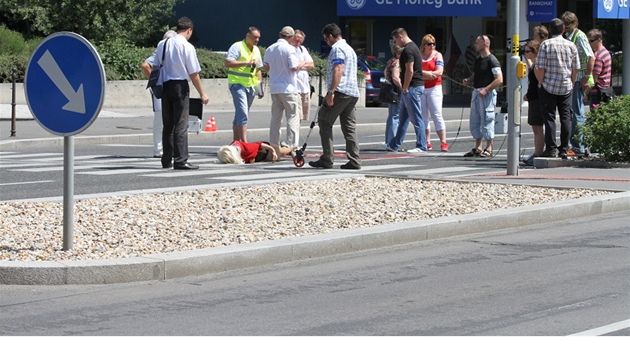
[225,27,264,142]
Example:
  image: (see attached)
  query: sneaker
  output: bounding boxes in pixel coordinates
[340,162,361,170]
[383,144,397,152]
[440,142,449,152]
[280,141,289,148]
[407,147,427,153]
[523,157,534,166]
[559,151,568,159]
[427,142,433,150]
[522,153,534,164]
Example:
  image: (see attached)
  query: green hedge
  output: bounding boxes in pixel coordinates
[583,95,630,163]
[0,26,343,83]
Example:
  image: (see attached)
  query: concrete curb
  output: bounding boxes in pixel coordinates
[2,191,628,285]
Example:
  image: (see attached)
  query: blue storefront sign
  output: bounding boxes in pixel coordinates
[594,0,630,19]
[527,0,556,22]
[337,0,497,17]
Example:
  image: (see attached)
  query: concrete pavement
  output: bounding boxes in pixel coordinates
[1,103,629,285]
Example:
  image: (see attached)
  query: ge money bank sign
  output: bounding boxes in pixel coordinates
[337,0,497,17]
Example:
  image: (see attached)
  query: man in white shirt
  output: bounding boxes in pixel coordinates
[263,26,303,153]
[154,17,209,170]
[291,30,315,121]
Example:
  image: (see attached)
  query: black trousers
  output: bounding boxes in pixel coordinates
[539,87,572,153]
[162,80,190,167]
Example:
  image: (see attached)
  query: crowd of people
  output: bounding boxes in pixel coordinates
[141,13,614,170]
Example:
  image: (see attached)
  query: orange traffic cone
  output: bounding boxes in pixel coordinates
[204,116,217,132]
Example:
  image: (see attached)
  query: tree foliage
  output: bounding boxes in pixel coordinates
[0,0,183,47]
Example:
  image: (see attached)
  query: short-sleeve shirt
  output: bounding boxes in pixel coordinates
[535,35,580,95]
[326,38,360,97]
[399,41,424,87]
[295,45,313,94]
[263,39,299,94]
[422,53,444,88]
[592,47,612,92]
[231,140,262,163]
[154,34,201,81]
[473,54,501,89]
[565,28,594,80]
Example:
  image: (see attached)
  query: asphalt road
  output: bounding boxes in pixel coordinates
[1,211,627,336]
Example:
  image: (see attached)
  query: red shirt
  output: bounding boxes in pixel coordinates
[231,140,262,163]
[422,54,443,89]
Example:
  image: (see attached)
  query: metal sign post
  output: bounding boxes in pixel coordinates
[24,32,105,250]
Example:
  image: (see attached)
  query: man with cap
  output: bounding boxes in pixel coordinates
[263,26,305,155]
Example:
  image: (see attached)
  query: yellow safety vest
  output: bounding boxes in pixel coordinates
[228,41,261,87]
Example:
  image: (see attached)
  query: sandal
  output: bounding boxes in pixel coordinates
[463,148,481,157]
[479,149,492,157]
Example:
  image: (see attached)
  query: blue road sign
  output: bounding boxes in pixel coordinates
[25,32,105,136]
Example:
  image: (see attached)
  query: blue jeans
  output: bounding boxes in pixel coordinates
[469,89,497,141]
[387,86,426,151]
[570,80,586,153]
[385,100,400,144]
[229,84,255,126]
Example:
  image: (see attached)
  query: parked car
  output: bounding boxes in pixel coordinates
[357,55,387,106]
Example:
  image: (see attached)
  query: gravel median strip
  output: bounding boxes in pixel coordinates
[0,176,609,262]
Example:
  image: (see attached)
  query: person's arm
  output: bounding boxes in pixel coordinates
[391,64,402,89]
[478,72,503,98]
[581,55,595,89]
[402,61,414,92]
[189,72,209,104]
[141,61,152,79]
[325,63,343,106]
[259,143,278,162]
[534,67,545,87]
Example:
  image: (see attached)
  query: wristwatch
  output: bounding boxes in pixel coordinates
[326,90,334,96]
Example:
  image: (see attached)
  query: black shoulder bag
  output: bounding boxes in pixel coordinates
[146,38,168,99]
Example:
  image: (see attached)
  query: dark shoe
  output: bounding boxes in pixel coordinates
[559,151,568,159]
[162,163,173,169]
[174,162,199,170]
[340,162,361,170]
[540,149,558,158]
[309,160,333,169]
[463,148,481,157]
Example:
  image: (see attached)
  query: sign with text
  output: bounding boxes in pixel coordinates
[337,0,497,17]
[594,0,630,19]
[527,0,556,22]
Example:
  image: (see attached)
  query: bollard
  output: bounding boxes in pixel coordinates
[10,67,17,137]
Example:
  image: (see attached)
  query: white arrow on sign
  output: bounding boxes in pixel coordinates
[37,50,86,114]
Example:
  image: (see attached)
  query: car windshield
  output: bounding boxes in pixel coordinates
[361,57,386,71]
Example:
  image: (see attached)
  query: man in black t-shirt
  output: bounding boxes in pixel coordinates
[384,28,427,153]
[462,35,503,157]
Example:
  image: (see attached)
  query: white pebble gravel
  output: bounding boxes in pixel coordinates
[0,177,609,262]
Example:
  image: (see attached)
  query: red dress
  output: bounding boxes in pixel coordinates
[231,140,262,163]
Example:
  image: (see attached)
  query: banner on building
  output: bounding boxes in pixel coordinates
[594,0,630,19]
[337,0,497,17]
[527,0,556,22]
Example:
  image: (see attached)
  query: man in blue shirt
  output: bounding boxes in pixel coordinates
[309,23,361,170]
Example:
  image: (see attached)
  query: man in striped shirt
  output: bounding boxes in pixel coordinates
[586,29,613,106]
[535,18,580,160]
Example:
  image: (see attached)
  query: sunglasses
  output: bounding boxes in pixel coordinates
[524,49,532,53]
[589,38,598,43]
[425,42,436,46]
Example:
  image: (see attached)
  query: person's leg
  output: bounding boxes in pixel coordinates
[469,90,483,151]
[480,90,496,152]
[337,93,361,167]
[230,84,249,142]
[171,81,190,166]
[407,86,427,150]
[539,88,558,153]
[421,89,431,149]
[161,83,175,168]
[314,96,347,166]
[269,94,284,147]
[385,102,400,144]
[283,93,300,149]
[388,95,410,151]
[153,110,163,157]
[558,91,573,155]
[428,86,447,146]
[301,92,311,121]
[570,80,586,153]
